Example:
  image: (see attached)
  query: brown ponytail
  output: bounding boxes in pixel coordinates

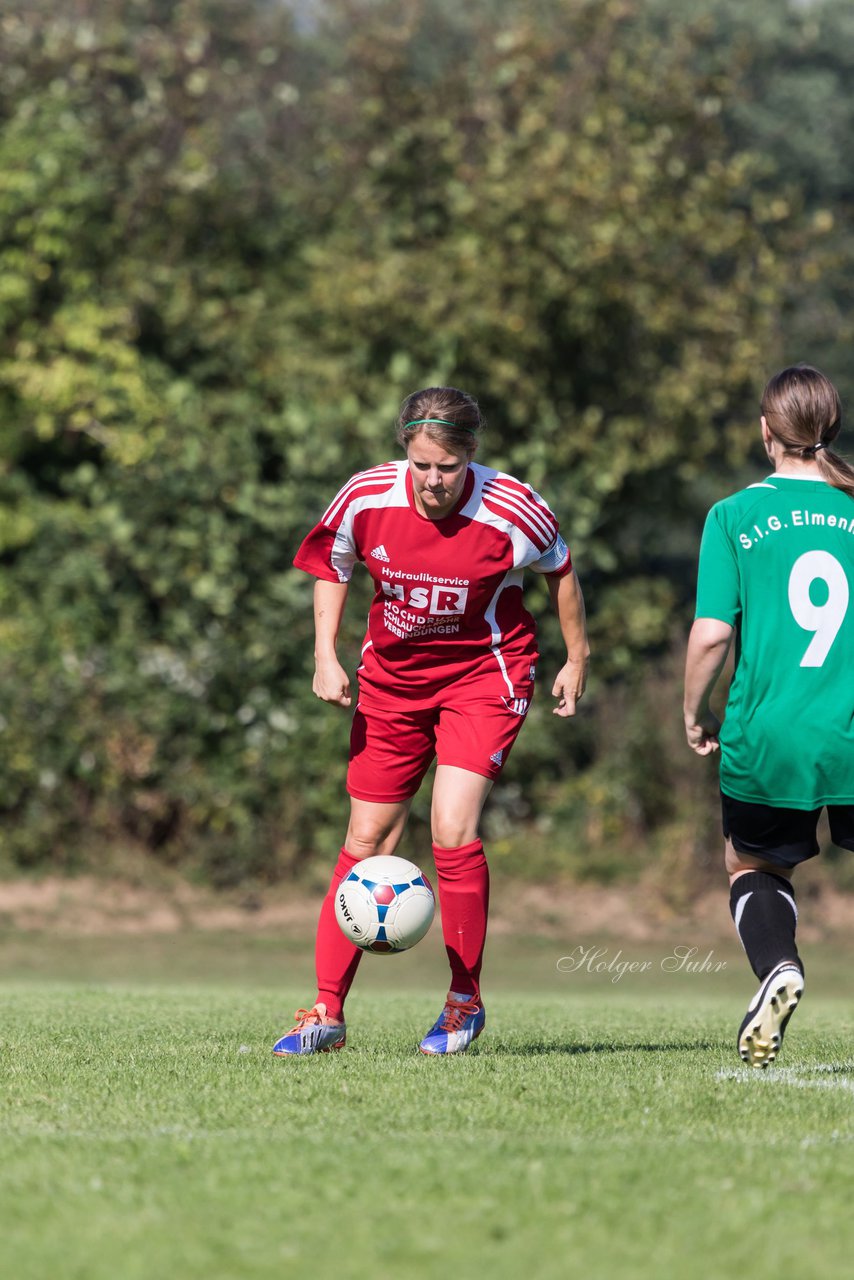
[761,364,854,500]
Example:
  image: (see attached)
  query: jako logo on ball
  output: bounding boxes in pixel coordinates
[334,855,434,953]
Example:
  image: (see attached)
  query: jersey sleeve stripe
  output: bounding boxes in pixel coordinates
[482,484,558,546]
[485,476,558,529]
[482,495,553,549]
[482,479,558,542]
[486,475,539,501]
[482,495,554,551]
[322,465,399,527]
[322,463,398,522]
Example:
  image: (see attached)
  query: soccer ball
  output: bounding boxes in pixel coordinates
[335,855,434,953]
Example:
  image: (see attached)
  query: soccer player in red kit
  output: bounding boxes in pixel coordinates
[274,386,589,1055]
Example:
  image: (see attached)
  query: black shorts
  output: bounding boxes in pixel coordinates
[721,792,854,869]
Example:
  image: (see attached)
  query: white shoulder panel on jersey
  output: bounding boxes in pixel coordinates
[322,462,405,530]
[467,464,561,566]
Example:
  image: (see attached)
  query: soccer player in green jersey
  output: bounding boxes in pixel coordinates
[684,365,854,1067]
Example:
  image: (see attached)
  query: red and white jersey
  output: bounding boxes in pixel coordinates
[293,460,573,698]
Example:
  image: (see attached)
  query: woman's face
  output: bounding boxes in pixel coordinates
[406,432,471,518]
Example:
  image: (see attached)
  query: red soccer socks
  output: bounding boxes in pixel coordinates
[314,848,363,1021]
[432,839,489,1000]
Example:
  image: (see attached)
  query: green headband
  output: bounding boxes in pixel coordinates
[404,418,477,431]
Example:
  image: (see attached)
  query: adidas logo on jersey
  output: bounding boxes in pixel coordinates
[370,544,390,562]
[490,749,504,766]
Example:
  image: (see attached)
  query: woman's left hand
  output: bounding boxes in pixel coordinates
[551,657,588,717]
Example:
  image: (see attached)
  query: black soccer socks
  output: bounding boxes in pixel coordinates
[729,871,802,981]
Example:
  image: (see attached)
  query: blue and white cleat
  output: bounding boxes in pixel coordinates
[419,992,485,1055]
[272,1003,346,1056]
[738,962,804,1069]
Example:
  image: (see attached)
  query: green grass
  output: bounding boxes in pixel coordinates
[2,936,854,1280]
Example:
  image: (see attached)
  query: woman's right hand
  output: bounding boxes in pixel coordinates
[313,657,352,707]
[684,710,721,756]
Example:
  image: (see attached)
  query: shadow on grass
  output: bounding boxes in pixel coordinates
[490,1040,720,1056]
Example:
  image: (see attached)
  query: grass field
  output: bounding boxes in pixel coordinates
[2,929,854,1280]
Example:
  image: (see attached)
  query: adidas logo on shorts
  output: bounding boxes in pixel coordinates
[490,749,504,766]
[370,544,390,562]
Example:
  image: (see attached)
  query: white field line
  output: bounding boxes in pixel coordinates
[716,1063,854,1093]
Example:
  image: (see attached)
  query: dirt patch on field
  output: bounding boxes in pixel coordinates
[2,872,854,942]
[0,876,308,936]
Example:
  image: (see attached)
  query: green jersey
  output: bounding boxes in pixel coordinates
[696,475,854,808]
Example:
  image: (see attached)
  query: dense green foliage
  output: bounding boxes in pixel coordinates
[0,0,849,882]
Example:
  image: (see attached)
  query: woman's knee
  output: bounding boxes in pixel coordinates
[346,829,391,858]
[345,802,409,858]
[431,817,480,849]
[431,766,491,850]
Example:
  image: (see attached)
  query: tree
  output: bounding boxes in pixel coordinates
[0,0,809,879]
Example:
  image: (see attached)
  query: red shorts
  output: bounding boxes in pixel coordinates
[347,666,536,803]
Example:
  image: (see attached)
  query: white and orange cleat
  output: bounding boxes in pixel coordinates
[272,1003,346,1056]
[419,992,485,1055]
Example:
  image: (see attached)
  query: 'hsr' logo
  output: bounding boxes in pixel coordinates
[382,581,469,616]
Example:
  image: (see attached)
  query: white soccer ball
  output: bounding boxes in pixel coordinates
[335,855,435,953]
